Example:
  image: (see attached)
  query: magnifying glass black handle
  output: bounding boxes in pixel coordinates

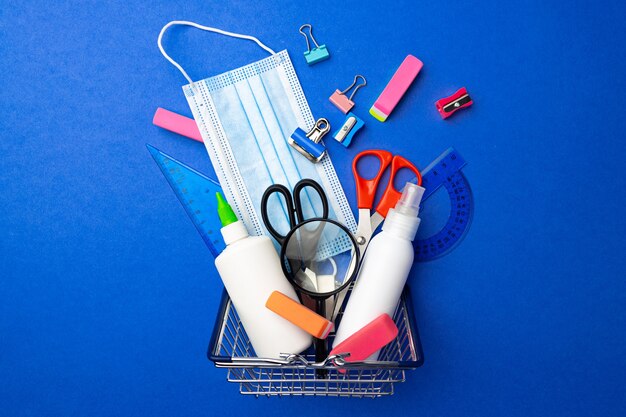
[314,298,328,378]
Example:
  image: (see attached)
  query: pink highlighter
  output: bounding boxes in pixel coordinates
[329,314,398,372]
[369,55,423,122]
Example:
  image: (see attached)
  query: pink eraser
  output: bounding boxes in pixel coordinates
[369,55,423,122]
[153,107,203,142]
[330,314,398,371]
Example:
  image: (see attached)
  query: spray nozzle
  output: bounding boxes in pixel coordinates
[395,182,425,217]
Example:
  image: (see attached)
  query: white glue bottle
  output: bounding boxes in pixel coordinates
[332,183,425,360]
[214,192,311,358]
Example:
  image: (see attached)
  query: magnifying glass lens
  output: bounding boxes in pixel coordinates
[281,219,359,298]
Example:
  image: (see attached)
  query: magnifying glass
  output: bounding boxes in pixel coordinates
[280,218,360,373]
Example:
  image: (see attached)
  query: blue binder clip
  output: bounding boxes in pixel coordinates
[299,24,330,65]
[289,118,330,162]
[333,113,364,147]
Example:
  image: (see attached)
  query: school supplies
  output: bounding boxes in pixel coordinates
[288,118,330,163]
[266,291,334,339]
[329,75,367,113]
[158,22,357,250]
[149,145,466,391]
[333,113,364,147]
[299,24,330,65]
[435,87,473,119]
[214,193,312,358]
[329,314,398,371]
[332,183,424,359]
[150,22,478,396]
[152,108,202,142]
[370,55,423,122]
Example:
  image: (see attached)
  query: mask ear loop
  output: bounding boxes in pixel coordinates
[157,20,276,86]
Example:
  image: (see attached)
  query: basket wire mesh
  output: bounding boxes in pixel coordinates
[207,287,423,397]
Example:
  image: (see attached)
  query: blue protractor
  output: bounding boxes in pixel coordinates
[413,148,473,262]
[147,145,226,257]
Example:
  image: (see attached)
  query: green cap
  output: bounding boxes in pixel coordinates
[216,192,239,227]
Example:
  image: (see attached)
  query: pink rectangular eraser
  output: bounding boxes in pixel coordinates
[330,314,398,371]
[153,107,203,142]
[369,55,423,122]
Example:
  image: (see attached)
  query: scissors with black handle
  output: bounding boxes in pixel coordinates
[260,178,330,246]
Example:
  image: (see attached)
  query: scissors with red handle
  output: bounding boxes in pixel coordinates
[330,149,422,322]
[352,149,422,256]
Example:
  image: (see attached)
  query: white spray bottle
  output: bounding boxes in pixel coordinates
[213,193,311,358]
[332,183,425,359]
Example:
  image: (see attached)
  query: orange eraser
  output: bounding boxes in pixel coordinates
[266,291,334,339]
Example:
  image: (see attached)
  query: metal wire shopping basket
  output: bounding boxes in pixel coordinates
[207,286,424,397]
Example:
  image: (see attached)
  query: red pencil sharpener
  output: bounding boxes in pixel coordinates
[435,87,473,119]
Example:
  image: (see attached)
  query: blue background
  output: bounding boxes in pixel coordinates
[1,1,625,415]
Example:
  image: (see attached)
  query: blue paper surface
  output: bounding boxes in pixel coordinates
[1,1,625,416]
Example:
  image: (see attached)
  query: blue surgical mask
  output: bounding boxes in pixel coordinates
[158,21,356,255]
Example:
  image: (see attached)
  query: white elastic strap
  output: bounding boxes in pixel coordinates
[157,20,276,85]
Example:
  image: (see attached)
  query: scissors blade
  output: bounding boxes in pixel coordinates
[354,208,373,256]
[370,212,385,234]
